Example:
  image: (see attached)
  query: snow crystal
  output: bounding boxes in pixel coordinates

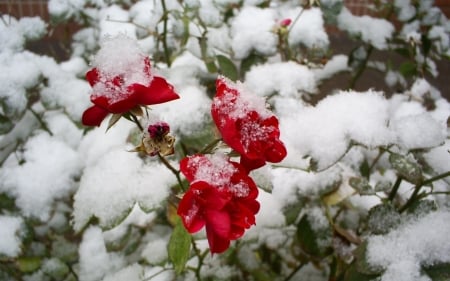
[428,25,450,54]
[0,216,23,257]
[198,0,223,26]
[0,16,46,51]
[78,226,124,281]
[41,77,92,121]
[231,6,278,59]
[142,238,168,264]
[99,5,136,38]
[103,264,143,281]
[337,8,394,50]
[285,7,329,49]
[188,153,237,186]
[423,140,450,175]
[244,61,317,97]
[410,79,432,99]
[392,113,445,149]
[0,133,81,221]
[73,148,175,231]
[313,54,349,82]
[271,165,342,205]
[129,1,158,33]
[367,210,450,281]
[48,0,87,20]
[17,17,47,41]
[280,90,393,170]
[244,189,286,247]
[151,84,210,137]
[44,111,83,149]
[394,0,416,21]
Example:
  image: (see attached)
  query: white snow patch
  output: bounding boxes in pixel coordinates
[0,133,81,221]
[245,61,317,97]
[0,216,23,257]
[367,210,450,281]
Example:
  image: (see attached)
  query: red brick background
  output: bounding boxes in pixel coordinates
[1,0,450,19]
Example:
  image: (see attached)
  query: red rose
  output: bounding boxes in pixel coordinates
[177,154,260,254]
[211,76,287,171]
[81,37,179,127]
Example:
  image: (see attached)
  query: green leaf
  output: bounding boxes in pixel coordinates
[406,199,437,218]
[367,204,401,235]
[168,217,191,274]
[424,263,450,281]
[344,261,380,281]
[421,34,432,57]
[359,160,370,178]
[374,181,391,192]
[240,53,266,78]
[349,177,374,195]
[0,114,14,134]
[399,61,417,78]
[216,55,238,81]
[16,257,42,273]
[296,211,333,257]
[394,47,411,58]
[389,153,423,184]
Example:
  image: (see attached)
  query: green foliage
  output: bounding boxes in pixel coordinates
[389,153,423,184]
[168,218,191,274]
[296,211,333,258]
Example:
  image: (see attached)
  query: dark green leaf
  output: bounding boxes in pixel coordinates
[374,181,391,192]
[399,61,417,78]
[216,55,238,81]
[367,204,401,235]
[16,257,41,273]
[394,48,411,58]
[240,53,266,78]
[389,153,423,184]
[406,199,437,218]
[349,177,374,195]
[0,114,14,134]
[168,217,191,274]
[424,263,450,281]
[421,34,432,56]
[359,160,370,178]
[344,261,380,281]
[296,211,332,257]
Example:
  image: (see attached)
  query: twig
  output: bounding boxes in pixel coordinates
[157,153,186,191]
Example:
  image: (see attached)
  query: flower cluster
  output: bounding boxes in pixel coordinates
[81,37,287,254]
[178,76,287,253]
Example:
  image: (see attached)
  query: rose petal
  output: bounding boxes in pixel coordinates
[177,189,205,233]
[86,68,100,87]
[135,77,179,105]
[81,105,109,127]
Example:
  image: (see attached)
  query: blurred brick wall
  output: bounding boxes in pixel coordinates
[0,0,48,19]
[2,0,450,19]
